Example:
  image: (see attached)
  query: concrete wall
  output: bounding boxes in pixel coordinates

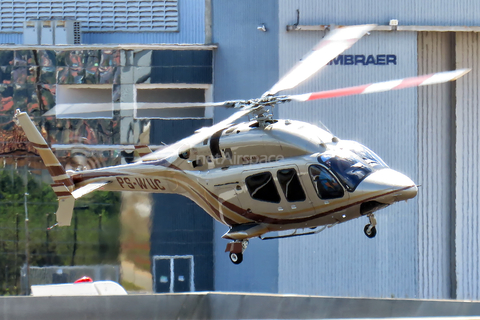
[4,293,480,320]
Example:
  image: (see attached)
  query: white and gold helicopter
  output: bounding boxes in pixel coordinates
[15,24,469,264]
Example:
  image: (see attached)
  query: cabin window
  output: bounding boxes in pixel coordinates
[245,172,281,203]
[277,168,306,202]
[308,165,344,200]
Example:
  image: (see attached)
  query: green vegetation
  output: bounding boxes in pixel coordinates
[121,279,145,292]
[0,167,121,295]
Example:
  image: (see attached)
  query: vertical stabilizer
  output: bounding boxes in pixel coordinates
[134,145,153,158]
[14,109,75,226]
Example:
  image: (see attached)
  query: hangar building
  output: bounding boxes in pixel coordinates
[0,0,479,300]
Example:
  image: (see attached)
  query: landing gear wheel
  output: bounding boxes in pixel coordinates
[229,252,243,264]
[364,224,377,238]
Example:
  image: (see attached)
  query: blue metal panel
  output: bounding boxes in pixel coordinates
[150,118,215,292]
[82,0,204,44]
[212,0,279,121]
[151,194,214,292]
[276,2,419,297]
[212,0,279,293]
[0,33,22,44]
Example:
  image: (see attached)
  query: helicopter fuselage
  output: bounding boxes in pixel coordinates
[71,119,417,240]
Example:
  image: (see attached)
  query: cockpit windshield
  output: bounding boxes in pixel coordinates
[337,140,388,169]
[318,151,372,191]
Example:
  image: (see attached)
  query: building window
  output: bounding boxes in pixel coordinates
[55,84,113,119]
[135,84,213,119]
[309,165,344,200]
[277,168,306,202]
[245,172,281,204]
[0,0,178,32]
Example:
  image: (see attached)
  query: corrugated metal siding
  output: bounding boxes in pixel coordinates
[82,31,201,45]
[0,33,22,44]
[417,32,455,299]
[277,0,418,298]
[0,0,204,45]
[82,0,204,44]
[211,0,279,293]
[0,0,179,32]
[277,0,480,26]
[455,32,480,300]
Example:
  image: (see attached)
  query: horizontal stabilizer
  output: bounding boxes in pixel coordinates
[72,181,110,199]
[56,196,75,227]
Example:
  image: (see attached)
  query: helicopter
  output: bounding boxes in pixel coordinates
[14,24,470,264]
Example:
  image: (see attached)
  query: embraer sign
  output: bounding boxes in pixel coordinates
[328,54,397,66]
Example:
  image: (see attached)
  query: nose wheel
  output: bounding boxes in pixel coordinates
[226,240,249,264]
[229,252,243,264]
[364,214,377,238]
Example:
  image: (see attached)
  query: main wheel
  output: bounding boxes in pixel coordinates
[364,224,377,238]
[229,252,243,264]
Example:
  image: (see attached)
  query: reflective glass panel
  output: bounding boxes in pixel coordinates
[245,172,281,203]
[318,151,372,192]
[309,165,344,200]
[277,168,306,202]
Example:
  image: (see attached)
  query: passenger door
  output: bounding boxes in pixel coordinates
[302,164,350,214]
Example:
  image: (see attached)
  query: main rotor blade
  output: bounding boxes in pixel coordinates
[287,69,471,102]
[264,24,376,96]
[43,101,241,118]
[141,106,258,161]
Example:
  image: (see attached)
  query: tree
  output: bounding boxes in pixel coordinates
[0,167,120,295]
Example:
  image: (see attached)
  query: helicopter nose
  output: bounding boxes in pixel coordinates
[359,169,418,203]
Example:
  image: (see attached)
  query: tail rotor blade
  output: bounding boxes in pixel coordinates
[265,24,376,96]
[288,69,471,102]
